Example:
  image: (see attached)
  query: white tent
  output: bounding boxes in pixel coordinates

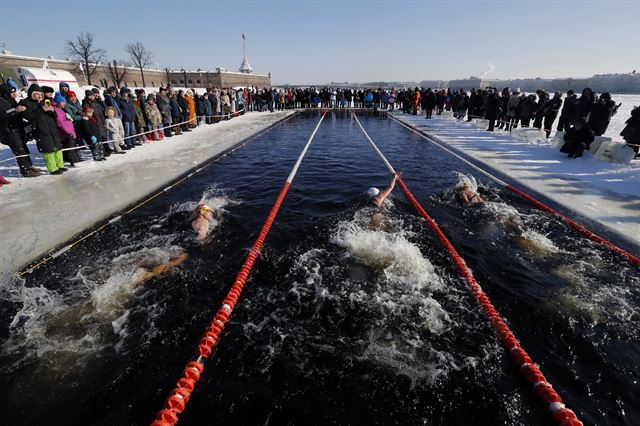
[16,66,82,98]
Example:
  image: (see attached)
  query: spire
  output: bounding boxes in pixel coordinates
[239,32,253,74]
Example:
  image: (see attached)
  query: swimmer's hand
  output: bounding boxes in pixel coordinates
[393,171,403,180]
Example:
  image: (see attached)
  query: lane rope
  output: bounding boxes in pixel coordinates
[353,113,583,426]
[150,111,327,426]
[388,114,640,267]
[18,111,299,276]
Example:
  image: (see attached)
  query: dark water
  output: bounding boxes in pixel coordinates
[1,111,638,426]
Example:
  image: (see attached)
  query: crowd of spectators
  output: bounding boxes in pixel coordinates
[2,81,639,187]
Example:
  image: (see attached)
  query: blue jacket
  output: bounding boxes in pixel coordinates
[117,96,136,123]
[104,94,122,118]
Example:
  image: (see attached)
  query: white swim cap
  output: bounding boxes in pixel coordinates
[367,187,380,198]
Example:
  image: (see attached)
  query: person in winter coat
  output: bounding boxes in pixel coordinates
[132,91,149,144]
[532,90,549,129]
[117,87,139,148]
[208,89,219,119]
[82,90,110,155]
[498,88,511,129]
[20,84,65,174]
[543,92,563,138]
[0,84,41,177]
[169,92,182,135]
[156,88,173,136]
[505,88,521,131]
[220,90,231,115]
[484,89,501,131]
[560,119,594,158]
[203,94,213,124]
[105,106,126,154]
[195,94,206,126]
[177,91,190,131]
[588,92,620,136]
[58,82,70,100]
[185,90,196,127]
[573,87,596,123]
[145,95,164,140]
[557,90,577,131]
[78,105,105,161]
[620,106,640,156]
[518,94,537,127]
[52,93,81,166]
[104,87,122,118]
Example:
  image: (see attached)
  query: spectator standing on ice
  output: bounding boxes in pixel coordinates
[51,93,81,166]
[497,88,510,129]
[532,90,549,129]
[117,87,139,148]
[185,89,196,127]
[557,90,577,131]
[79,105,106,161]
[156,88,173,137]
[20,84,65,174]
[588,93,620,136]
[543,92,563,138]
[573,87,596,123]
[83,90,110,155]
[168,92,182,135]
[105,106,126,154]
[484,89,501,132]
[0,84,41,177]
[423,88,435,119]
[518,94,537,127]
[505,88,521,131]
[132,90,149,143]
[145,95,163,140]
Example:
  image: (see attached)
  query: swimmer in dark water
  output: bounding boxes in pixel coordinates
[133,252,189,286]
[368,172,402,231]
[456,182,484,206]
[192,203,215,241]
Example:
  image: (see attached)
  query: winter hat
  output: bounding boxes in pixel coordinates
[108,86,118,94]
[85,89,94,98]
[54,93,66,103]
[367,187,380,198]
[91,88,100,95]
[42,86,55,94]
[6,79,18,91]
[0,84,16,98]
[27,84,43,98]
[83,105,94,112]
[67,90,77,99]
[120,87,130,95]
[59,82,70,90]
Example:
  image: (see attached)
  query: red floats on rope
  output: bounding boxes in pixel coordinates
[150,112,327,426]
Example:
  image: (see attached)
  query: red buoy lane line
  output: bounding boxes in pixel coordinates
[353,114,583,426]
[151,112,327,426]
[505,185,640,267]
[388,114,640,268]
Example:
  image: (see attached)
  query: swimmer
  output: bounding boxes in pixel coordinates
[133,252,189,286]
[367,172,401,231]
[191,203,215,241]
[456,182,484,206]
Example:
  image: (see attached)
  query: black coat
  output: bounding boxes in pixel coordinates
[485,94,501,120]
[588,99,618,136]
[19,97,61,153]
[573,96,595,122]
[79,116,101,144]
[169,98,181,121]
[560,94,577,119]
[0,95,25,141]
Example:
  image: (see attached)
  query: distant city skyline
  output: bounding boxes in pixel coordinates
[1,0,638,85]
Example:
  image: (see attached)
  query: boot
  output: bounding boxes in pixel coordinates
[174,126,182,135]
[0,175,10,185]
[157,131,164,140]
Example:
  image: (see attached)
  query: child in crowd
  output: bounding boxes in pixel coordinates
[145,95,164,141]
[79,105,106,161]
[105,106,126,154]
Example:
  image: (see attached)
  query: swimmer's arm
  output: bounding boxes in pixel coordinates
[373,172,401,207]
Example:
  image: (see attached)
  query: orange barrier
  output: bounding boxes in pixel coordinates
[150,112,327,426]
[353,113,582,426]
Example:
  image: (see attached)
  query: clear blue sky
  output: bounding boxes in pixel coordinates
[1,0,639,84]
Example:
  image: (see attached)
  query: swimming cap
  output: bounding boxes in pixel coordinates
[367,187,380,198]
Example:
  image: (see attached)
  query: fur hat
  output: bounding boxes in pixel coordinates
[42,86,55,94]
[85,89,94,98]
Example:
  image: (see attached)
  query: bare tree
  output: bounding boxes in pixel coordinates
[64,32,106,85]
[107,59,128,88]
[125,42,154,87]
